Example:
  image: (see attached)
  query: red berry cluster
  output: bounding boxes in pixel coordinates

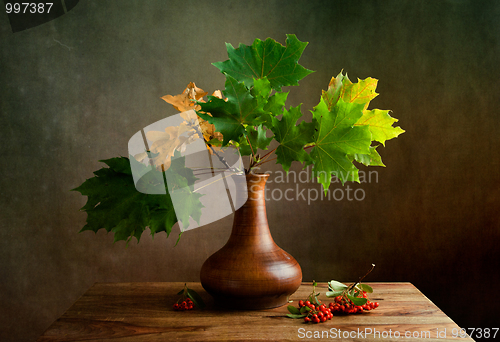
[329,293,379,314]
[173,283,205,312]
[298,300,333,323]
[173,298,194,311]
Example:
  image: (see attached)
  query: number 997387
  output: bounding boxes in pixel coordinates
[452,327,498,339]
[6,2,53,14]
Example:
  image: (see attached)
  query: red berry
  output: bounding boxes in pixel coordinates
[373,302,379,308]
[305,301,311,306]
[304,317,310,323]
[299,300,304,307]
[173,303,179,310]
[317,312,324,318]
[314,318,320,323]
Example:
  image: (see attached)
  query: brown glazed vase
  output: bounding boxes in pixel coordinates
[200,173,302,309]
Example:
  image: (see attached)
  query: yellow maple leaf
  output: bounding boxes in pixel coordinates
[142,124,199,171]
[161,84,225,155]
[161,82,208,112]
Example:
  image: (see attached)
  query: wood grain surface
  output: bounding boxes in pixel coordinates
[36,282,474,341]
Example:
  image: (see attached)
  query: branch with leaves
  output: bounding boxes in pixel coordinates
[192,34,403,190]
[73,34,404,245]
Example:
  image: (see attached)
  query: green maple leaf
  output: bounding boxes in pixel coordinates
[310,97,371,189]
[78,167,149,242]
[352,146,385,167]
[250,76,289,128]
[310,73,397,189]
[213,34,314,91]
[321,72,346,111]
[72,155,202,244]
[251,77,272,106]
[147,201,177,236]
[271,105,315,172]
[197,75,264,146]
[264,91,288,115]
[165,154,199,190]
[355,109,405,146]
[248,125,273,151]
[169,187,203,230]
[72,157,177,244]
[239,125,273,156]
[163,156,204,230]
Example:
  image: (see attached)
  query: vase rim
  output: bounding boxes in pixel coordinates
[246,172,270,179]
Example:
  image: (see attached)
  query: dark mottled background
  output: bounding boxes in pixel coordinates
[1,0,499,340]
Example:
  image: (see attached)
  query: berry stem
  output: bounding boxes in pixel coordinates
[347,264,375,293]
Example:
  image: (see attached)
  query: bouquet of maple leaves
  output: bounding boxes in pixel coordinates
[73,34,404,245]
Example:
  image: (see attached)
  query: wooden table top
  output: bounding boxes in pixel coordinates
[37,282,474,341]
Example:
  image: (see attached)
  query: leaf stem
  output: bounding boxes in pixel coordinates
[259,147,278,163]
[252,156,277,169]
[246,135,256,160]
[250,146,278,170]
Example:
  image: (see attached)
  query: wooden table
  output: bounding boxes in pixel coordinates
[37,282,474,341]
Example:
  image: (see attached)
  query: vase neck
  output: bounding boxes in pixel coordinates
[228,173,274,244]
[245,173,268,207]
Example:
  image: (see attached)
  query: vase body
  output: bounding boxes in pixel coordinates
[200,173,302,309]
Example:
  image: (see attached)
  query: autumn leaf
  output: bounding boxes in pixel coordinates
[151,84,229,162]
[139,124,198,171]
[321,71,346,111]
[322,72,378,110]
[355,109,405,146]
[310,72,400,189]
[341,75,378,106]
[161,82,207,112]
